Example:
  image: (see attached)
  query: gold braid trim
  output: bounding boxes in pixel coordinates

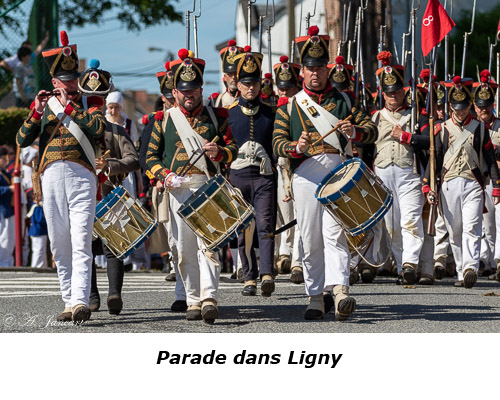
[275,119,289,130]
[277,108,290,121]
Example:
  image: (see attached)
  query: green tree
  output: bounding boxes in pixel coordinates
[0,0,183,34]
[441,4,500,79]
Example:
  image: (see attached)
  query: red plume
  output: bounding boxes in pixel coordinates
[142,114,150,125]
[452,76,461,85]
[228,39,236,47]
[178,48,189,60]
[264,73,272,79]
[308,25,319,36]
[210,92,219,100]
[244,45,251,52]
[419,68,430,83]
[377,51,392,66]
[164,61,170,71]
[480,69,491,79]
[481,76,488,83]
[277,97,289,107]
[280,55,289,63]
[335,55,345,64]
[60,31,69,46]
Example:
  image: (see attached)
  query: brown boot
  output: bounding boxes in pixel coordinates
[290,266,304,284]
[261,274,275,297]
[57,307,72,322]
[304,294,324,320]
[333,285,356,321]
[71,304,91,323]
[463,269,477,289]
[276,255,291,274]
[201,299,218,324]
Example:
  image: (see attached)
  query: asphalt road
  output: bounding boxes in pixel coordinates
[1,268,500,333]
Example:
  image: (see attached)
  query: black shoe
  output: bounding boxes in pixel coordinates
[186,308,202,321]
[323,293,334,313]
[171,300,188,312]
[349,270,359,286]
[230,271,237,279]
[396,275,404,285]
[290,268,304,284]
[463,269,477,289]
[89,294,100,312]
[361,267,375,283]
[419,276,434,285]
[434,265,446,280]
[165,272,176,282]
[201,305,218,324]
[161,254,172,273]
[304,308,324,320]
[123,263,133,273]
[107,295,123,315]
[242,285,257,296]
[402,267,417,285]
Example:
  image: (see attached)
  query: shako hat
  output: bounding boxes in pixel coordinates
[273,55,301,89]
[445,76,473,110]
[219,40,243,73]
[156,61,175,98]
[473,70,498,107]
[376,51,405,93]
[78,59,112,97]
[169,49,205,91]
[295,26,330,67]
[234,46,263,83]
[328,56,353,91]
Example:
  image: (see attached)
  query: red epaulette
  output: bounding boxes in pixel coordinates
[30,100,35,110]
[216,107,228,118]
[142,114,150,125]
[154,111,164,121]
[434,123,442,136]
[87,96,105,108]
[277,97,289,108]
[420,109,429,116]
[209,92,220,101]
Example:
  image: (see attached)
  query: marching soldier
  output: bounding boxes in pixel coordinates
[228,46,277,297]
[273,26,377,321]
[371,51,429,285]
[273,55,304,284]
[424,76,500,288]
[472,70,500,280]
[146,48,238,323]
[213,40,243,108]
[16,31,106,322]
[77,59,140,315]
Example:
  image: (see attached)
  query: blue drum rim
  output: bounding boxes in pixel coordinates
[178,175,223,217]
[348,193,393,236]
[95,186,126,219]
[206,210,254,253]
[315,158,365,204]
[117,220,159,260]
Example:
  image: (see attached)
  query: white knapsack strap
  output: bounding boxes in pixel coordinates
[380,108,412,131]
[48,96,96,170]
[443,119,480,171]
[294,90,353,156]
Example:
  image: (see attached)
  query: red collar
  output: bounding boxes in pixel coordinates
[451,113,473,127]
[303,81,333,98]
[179,103,203,118]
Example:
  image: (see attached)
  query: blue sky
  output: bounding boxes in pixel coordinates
[64,0,238,95]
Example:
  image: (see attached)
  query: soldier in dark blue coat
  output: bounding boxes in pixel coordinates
[228,46,277,297]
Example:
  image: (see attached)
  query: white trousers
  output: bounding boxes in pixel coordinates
[375,165,424,272]
[481,182,496,269]
[0,214,15,266]
[162,221,187,302]
[41,161,96,308]
[168,176,220,306]
[30,235,48,268]
[292,153,350,296]
[441,177,483,280]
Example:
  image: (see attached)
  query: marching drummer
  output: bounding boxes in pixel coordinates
[424,76,500,289]
[227,46,277,297]
[272,26,377,321]
[16,31,106,323]
[371,51,429,286]
[146,48,238,324]
[77,59,141,315]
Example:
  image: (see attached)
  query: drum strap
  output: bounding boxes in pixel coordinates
[294,90,352,156]
[48,97,96,170]
[442,119,480,172]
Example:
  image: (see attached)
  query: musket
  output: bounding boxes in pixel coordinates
[360,45,368,112]
[186,0,196,50]
[410,0,420,135]
[257,1,268,53]
[497,53,500,115]
[377,4,387,110]
[247,0,257,47]
[393,42,400,65]
[193,0,201,58]
[460,0,476,78]
[401,17,411,69]
[488,23,499,72]
[267,0,276,77]
[305,0,317,33]
[426,48,438,236]
[443,0,452,80]
[354,1,368,99]
[338,2,352,56]
[452,43,456,77]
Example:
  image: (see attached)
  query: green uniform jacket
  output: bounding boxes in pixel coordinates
[16,99,106,173]
[146,105,238,181]
[272,85,378,173]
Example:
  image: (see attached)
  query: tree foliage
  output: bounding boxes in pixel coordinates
[440,4,500,79]
[0,0,183,32]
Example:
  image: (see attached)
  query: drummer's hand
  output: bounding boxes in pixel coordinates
[297,131,312,153]
[390,125,404,141]
[95,158,108,170]
[203,140,220,159]
[338,119,354,138]
[494,196,500,206]
[164,174,176,188]
[155,180,163,190]
[283,194,292,202]
[427,190,438,205]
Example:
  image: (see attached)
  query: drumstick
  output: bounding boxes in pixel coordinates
[312,115,353,146]
[101,149,111,159]
[293,97,315,152]
[179,135,219,177]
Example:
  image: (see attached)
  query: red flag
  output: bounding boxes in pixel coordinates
[421,0,455,56]
[497,18,500,40]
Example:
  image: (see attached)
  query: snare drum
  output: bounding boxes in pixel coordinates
[177,174,254,253]
[315,158,392,236]
[93,186,158,260]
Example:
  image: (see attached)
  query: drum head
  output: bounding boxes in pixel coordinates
[316,158,364,202]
